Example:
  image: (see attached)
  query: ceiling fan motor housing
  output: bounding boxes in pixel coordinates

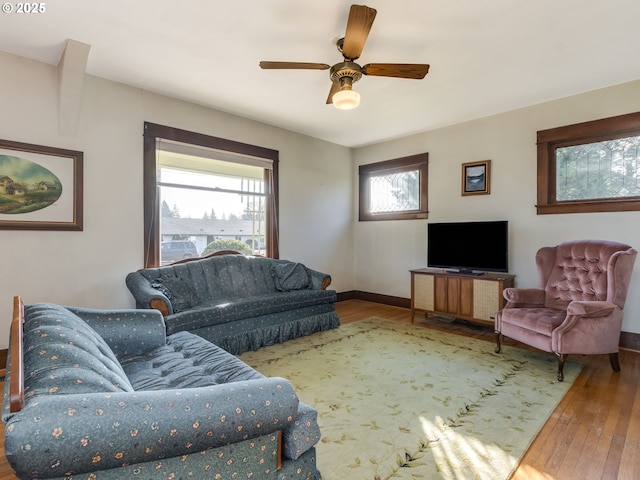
[330,61,362,89]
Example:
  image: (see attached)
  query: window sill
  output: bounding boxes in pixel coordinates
[536,199,640,215]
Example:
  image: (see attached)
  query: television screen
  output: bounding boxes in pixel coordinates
[427,221,508,273]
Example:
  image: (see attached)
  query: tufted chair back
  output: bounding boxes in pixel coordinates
[536,240,636,310]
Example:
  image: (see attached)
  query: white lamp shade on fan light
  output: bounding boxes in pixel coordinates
[332,89,360,110]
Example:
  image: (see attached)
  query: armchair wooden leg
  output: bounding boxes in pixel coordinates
[609,352,621,372]
[495,332,502,353]
[556,354,567,382]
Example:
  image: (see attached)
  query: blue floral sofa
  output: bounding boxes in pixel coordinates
[2,298,321,479]
[126,254,340,354]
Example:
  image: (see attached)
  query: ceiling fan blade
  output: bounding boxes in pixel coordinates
[259,61,330,70]
[362,63,430,79]
[326,81,341,104]
[341,5,377,60]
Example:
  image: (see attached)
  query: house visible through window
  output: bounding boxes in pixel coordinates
[143,123,279,267]
[537,111,640,214]
[359,153,428,221]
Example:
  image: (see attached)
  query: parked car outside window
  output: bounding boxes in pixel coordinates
[161,240,198,263]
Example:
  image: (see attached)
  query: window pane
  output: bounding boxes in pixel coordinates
[158,166,266,262]
[368,169,420,213]
[556,136,640,201]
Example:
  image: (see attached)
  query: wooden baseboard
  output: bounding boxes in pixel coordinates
[620,331,640,351]
[337,290,411,308]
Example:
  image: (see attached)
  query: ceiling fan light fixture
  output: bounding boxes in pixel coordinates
[333,88,360,110]
[260,5,429,109]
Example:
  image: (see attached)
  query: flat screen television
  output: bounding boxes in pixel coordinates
[427,220,508,274]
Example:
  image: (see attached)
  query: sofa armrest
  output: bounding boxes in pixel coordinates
[66,306,167,359]
[305,267,332,290]
[503,288,545,308]
[126,271,173,315]
[4,377,299,479]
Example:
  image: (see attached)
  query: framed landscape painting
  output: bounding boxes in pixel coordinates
[0,139,83,230]
[462,160,491,196]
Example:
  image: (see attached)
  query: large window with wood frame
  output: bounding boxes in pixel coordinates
[537,112,640,214]
[143,123,279,267]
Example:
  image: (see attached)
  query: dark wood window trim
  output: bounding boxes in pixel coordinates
[143,122,279,267]
[537,111,640,215]
[359,153,428,221]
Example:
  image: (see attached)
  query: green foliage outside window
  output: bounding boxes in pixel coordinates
[202,239,253,256]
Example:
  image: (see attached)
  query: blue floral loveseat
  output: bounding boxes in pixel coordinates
[2,297,321,479]
[126,254,340,354]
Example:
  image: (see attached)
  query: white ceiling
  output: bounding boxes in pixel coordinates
[2,0,640,148]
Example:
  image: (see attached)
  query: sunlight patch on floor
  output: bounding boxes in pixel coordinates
[419,415,518,480]
[510,463,557,480]
[418,415,557,480]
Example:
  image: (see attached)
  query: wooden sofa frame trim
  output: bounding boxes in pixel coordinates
[9,295,24,413]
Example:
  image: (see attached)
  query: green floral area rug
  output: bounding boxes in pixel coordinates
[239,318,582,480]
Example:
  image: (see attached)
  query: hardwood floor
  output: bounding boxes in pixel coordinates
[1,299,638,479]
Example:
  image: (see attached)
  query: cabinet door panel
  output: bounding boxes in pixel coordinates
[446,277,460,314]
[434,276,448,312]
[413,274,434,311]
[459,278,474,317]
[473,279,501,321]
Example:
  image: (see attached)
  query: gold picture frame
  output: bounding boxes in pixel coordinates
[0,139,83,230]
[462,160,491,196]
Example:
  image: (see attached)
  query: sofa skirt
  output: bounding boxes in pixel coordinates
[189,305,340,355]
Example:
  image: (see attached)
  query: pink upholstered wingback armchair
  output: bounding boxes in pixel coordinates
[495,239,637,381]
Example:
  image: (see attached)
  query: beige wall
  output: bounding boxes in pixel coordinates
[353,80,640,334]
[0,51,354,348]
[2,48,640,349]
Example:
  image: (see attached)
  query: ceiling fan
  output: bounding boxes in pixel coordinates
[259,4,430,110]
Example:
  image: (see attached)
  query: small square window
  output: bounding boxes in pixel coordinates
[359,153,428,221]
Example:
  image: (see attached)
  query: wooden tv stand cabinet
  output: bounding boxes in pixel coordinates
[410,268,515,327]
